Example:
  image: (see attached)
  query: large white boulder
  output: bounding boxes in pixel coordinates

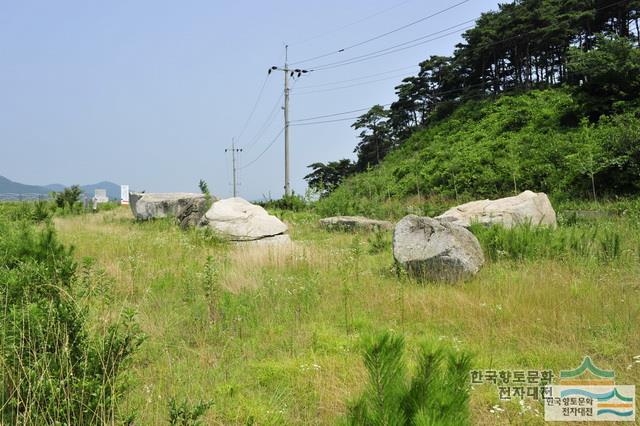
[436,190,556,228]
[129,192,208,224]
[393,215,484,282]
[199,197,288,241]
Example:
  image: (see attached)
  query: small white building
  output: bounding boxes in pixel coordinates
[93,189,109,204]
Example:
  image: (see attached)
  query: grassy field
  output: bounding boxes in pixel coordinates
[46,202,640,425]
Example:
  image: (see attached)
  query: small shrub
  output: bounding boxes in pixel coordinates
[259,194,307,212]
[32,199,52,222]
[598,229,621,262]
[167,397,213,425]
[0,217,145,424]
[346,332,472,425]
[202,256,223,323]
[198,179,213,208]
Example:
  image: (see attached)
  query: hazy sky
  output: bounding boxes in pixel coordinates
[0,0,502,200]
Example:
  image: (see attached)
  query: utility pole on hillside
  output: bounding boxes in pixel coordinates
[269,45,310,197]
[225,138,242,197]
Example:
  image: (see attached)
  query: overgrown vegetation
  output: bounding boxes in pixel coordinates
[167,397,213,425]
[257,193,309,212]
[33,201,639,424]
[470,222,623,263]
[52,185,83,210]
[308,1,640,210]
[3,2,640,424]
[0,211,145,424]
[346,333,472,426]
[316,90,640,218]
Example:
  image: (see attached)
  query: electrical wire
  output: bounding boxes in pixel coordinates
[237,74,271,140]
[292,72,413,95]
[291,0,415,47]
[293,65,418,89]
[309,22,475,71]
[290,80,494,124]
[308,0,630,71]
[290,0,471,65]
[243,92,283,151]
[292,116,362,126]
[240,0,633,163]
[239,127,285,170]
[292,103,393,123]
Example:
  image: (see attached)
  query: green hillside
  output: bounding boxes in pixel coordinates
[316,88,640,218]
[303,1,640,219]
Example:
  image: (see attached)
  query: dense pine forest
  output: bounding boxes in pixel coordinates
[306,0,640,212]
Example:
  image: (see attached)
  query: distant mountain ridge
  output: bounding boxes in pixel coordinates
[0,175,121,200]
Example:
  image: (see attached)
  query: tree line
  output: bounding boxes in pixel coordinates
[305,0,640,196]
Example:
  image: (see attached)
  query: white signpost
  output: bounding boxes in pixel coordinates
[120,185,130,205]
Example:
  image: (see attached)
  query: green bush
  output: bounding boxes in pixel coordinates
[0,200,53,223]
[53,185,83,210]
[470,223,624,263]
[258,194,308,212]
[346,332,472,426]
[167,398,213,425]
[0,217,145,424]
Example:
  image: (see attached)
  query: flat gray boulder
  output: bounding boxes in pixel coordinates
[319,216,393,231]
[199,197,288,241]
[436,190,556,228]
[129,192,209,223]
[393,215,484,282]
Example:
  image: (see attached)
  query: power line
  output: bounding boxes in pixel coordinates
[292,103,393,123]
[294,65,418,89]
[309,21,475,71]
[309,0,631,71]
[290,80,494,125]
[239,127,285,170]
[243,92,283,150]
[290,0,471,65]
[290,0,415,47]
[292,72,413,95]
[292,116,362,126]
[237,74,271,140]
[282,0,635,130]
[242,73,303,153]
[239,0,634,168]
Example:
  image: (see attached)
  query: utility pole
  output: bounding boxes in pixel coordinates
[225,138,242,197]
[269,45,310,197]
[284,46,290,197]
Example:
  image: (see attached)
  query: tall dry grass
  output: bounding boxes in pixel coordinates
[47,206,640,425]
